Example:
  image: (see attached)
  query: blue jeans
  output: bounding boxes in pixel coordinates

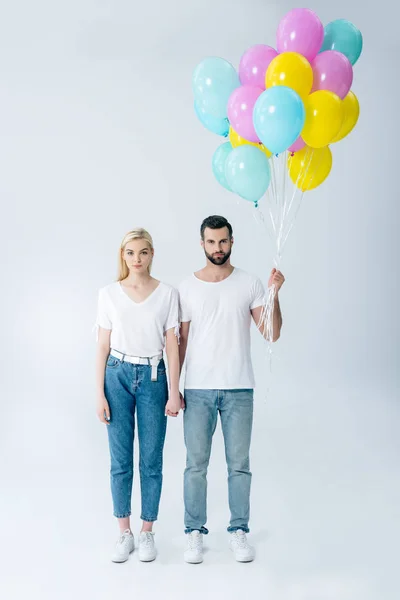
[183,389,254,534]
[104,354,168,521]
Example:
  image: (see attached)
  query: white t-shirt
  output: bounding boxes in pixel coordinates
[96,281,179,357]
[179,267,266,389]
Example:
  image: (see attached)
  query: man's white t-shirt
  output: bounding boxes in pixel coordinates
[179,268,266,390]
[96,281,179,357]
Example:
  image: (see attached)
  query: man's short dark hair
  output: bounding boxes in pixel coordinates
[200,216,233,240]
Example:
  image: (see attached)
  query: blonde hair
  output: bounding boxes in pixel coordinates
[118,228,154,281]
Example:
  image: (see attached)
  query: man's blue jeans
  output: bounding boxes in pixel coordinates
[183,389,254,534]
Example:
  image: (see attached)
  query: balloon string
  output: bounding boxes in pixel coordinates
[252,145,327,399]
[279,147,314,253]
[253,149,317,399]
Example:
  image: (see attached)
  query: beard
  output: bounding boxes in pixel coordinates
[205,248,232,265]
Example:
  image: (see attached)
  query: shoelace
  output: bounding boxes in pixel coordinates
[188,533,202,550]
[117,529,132,549]
[140,532,154,548]
[233,531,248,549]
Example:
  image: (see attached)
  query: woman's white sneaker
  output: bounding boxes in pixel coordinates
[138,531,157,562]
[184,531,204,564]
[229,530,255,562]
[111,529,135,563]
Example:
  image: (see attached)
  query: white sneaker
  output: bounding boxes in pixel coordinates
[229,530,255,562]
[184,530,204,564]
[138,531,157,562]
[111,529,135,563]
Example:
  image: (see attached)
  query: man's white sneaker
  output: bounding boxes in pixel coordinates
[184,530,204,564]
[111,529,135,563]
[138,531,157,562]
[229,530,255,562]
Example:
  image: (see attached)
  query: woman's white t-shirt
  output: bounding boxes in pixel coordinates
[96,281,179,357]
[179,268,266,389]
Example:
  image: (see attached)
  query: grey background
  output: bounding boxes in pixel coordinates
[0,1,398,599]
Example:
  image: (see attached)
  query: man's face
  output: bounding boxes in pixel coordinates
[201,227,233,265]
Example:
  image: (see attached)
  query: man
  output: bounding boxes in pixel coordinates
[178,215,285,564]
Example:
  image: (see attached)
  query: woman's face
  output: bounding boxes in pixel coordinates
[122,239,153,273]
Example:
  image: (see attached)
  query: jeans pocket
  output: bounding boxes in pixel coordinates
[106,356,120,369]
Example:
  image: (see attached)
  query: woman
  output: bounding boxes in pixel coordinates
[95,228,181,563]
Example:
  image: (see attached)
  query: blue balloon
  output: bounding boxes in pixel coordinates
[225,145,271,204]
[212,142,233,192]
[194,102,229,137]
[253,87,305,155]
[193,57,240,119]
[320,19,363,66]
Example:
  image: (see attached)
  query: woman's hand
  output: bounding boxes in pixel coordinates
[165,391,181,418]
[97,395,111,425]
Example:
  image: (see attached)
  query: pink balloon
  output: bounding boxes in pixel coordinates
[227,85,263,143]
[311,51,353,99]
[288,136,305,153]
[277,8,324,62]
[239,45,278,89]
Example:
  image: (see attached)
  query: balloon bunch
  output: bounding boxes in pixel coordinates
[193,10,361,203]
[192,9,362,342]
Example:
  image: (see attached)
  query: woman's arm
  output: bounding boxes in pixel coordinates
[165,328,181,417]
[96,327,111,424]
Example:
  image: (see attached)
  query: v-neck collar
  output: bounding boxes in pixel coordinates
[118,281,162,306]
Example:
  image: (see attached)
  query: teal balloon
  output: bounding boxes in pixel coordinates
[225,145,271,204]
[320,19,363,66]
[194,102,229,137]
[212,142,233,191]
[193,57,240,119]
[253,86,305,155]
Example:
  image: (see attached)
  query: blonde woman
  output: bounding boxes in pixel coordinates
[95,228,181,563]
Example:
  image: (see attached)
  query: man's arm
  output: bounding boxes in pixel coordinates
[251,295,282,342]
[179,321,191,372]
[251,268,285,342]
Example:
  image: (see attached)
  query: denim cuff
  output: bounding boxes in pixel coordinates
[227,526,250,533]
[185,526,209,535]
[114,512,131,519]
[141,515,158,523]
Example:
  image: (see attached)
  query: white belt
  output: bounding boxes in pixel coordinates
[110,349,163,382]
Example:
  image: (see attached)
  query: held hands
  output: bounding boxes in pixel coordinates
[165,391,182,418]
[268,268,285,293]
[97,392,184,423]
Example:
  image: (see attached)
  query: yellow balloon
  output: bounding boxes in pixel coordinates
[331,91,360,143]
[266,52,313,100]
[302,91,344,148]
[229,126,272,158]
[288,145,332,191]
